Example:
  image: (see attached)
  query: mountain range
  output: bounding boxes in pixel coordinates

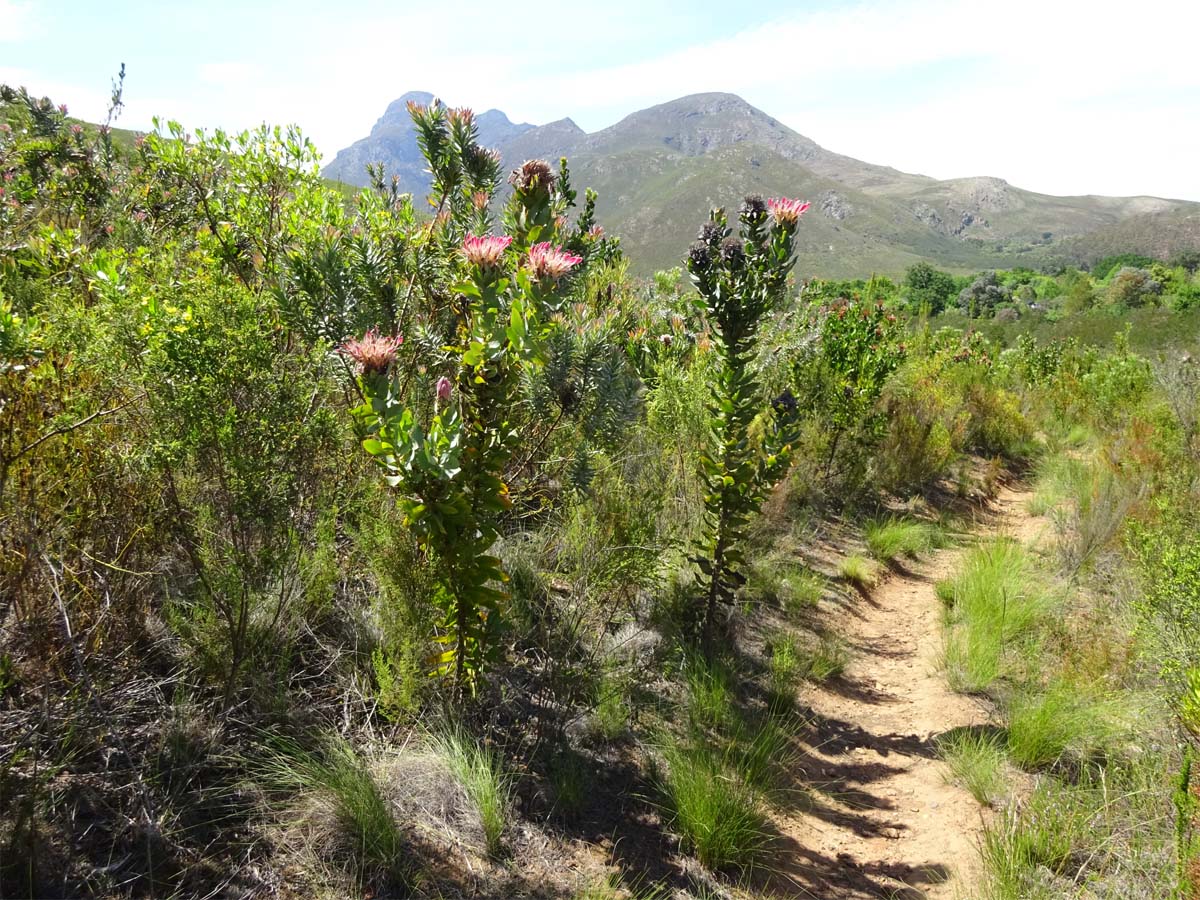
[323,91,1200,278]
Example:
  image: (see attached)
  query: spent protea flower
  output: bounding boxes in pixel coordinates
[687,241,712,271]
[767,197,811,227]
[341,328,403,375]
[719,236,745,269]
[509,159,555,192]
[526,242,582,281]
[740,194,767,217]
[462,234,512,270]
[698,220,724,246]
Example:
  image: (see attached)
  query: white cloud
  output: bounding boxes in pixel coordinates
[5,0,1198,198]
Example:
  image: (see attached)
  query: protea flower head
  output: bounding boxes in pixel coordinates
[341,328,403,375]
[767,197,810,228]
[687,241,712,271]
[526,242,582,281]
[471,191,490,211]
[462,234,513,270]
[588,224,604,240]
[447,106,474,127]
[435,375,452,403]
[509,159,555,192]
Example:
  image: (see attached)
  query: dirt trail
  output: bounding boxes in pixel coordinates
[769,483,1044,899]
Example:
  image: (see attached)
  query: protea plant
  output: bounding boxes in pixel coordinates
[686,194,806,653]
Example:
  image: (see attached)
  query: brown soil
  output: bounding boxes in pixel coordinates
[767,482,1042,899]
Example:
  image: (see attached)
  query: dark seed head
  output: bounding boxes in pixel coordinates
[719,236,745,269]
[740,194,767,217]
[687,240,712,271]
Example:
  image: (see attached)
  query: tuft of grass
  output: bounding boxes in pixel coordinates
[730,718,796,796]
[593,667,630,741]
[865,517,946,562]
[1004,680,1125,770]
[839,554,878,590]
[937,729,1007,806]
[797,635,849,682]
[684,652,736,731]
[260,734,412,886]
[979,778,1086,900]
[656,737,769,871]
[744,555,826,615]
[429,726,512,857]
[768,635,801,708]
[941,539,1054,693]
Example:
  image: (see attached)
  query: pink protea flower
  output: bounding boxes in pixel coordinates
[526,242,582,281]
[435,376,452,403]
[462,234,512,270]
[471,191,490,211]
[341,328,403,375]
[71,124,83,136]
[58,103,68,115]
[767,197,810,227]
[587,224,604,240]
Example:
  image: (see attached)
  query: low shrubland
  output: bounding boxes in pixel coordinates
[2,81,1196,899]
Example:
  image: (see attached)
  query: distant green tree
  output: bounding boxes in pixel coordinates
[1093,253,1157,280]
[1062,272,1097,314]
[904,262,957,315]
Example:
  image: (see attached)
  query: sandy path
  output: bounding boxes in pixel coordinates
[767,483,1041,899]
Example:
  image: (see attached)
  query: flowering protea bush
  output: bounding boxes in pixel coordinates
[685,194,805,650]
[343,101,604,690]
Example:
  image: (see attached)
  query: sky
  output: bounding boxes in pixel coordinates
[3,0,1198,200]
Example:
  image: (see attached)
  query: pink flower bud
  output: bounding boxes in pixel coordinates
[435,376,452,403]
[58,104,68,115]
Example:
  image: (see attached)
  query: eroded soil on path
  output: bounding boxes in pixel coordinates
[767,483,1043,899]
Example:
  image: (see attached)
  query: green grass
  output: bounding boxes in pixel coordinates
[1026,454,1090,517]
[797,635,849,682]
[941,539,1054,693]
[744,556,826,614]
[865,517,946,562]
[593,668,629,740]
[1004,680,1125,769]
[429,726,512,857]
[684,653,736,731]
[730,718,796,796]
[839,554,879,590]
[656,738,769,871]
[260,734,411,886]
[979,778,1087,900]
[937,729,1007,805]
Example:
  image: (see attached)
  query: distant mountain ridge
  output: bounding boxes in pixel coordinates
[323,91,1200,277]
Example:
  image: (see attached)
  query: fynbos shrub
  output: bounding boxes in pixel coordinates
[685,195,805,651]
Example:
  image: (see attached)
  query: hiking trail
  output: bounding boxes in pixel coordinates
[768,482,1044,899]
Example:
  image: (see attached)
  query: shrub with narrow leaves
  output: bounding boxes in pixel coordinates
[684,195,804,650]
